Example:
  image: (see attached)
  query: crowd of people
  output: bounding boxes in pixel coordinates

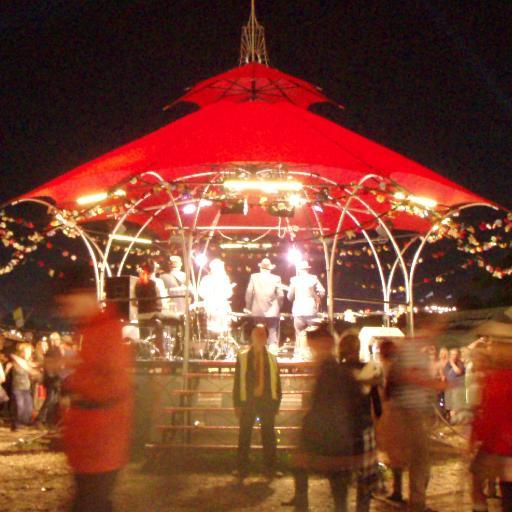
[1,300,511,512]
[0,329,78,432]
[233,312,512,512]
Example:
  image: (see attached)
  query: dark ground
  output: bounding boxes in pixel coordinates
[0,423,488,512]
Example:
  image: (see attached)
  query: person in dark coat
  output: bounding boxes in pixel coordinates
[233,324,282,481]
[283,324,376,512]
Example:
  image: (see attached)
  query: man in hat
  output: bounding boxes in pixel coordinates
[245,258,284,352]
[287,261,325,355]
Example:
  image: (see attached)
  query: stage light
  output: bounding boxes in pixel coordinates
[312,203,323,213]
[223,179,303,194]
[110,234,152,245]
[287,247,302,264]
[288,194,306,207]
[393,192,437,209]
[77,189,125,205]
[219,242,273,250]
[409,195,437,209]
[194,253,208,267]
[199,199,213,207]
[182,203,197,215]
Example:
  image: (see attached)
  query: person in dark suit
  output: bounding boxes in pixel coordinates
[233,324,282,481]
[245,258,284,351]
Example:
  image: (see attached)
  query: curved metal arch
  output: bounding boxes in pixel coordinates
[385,236,420,304]
[350,195,411,304]
[327,174,391,321]
[10,198,106,299]
[344,210,389,312]
[407,202,499,333]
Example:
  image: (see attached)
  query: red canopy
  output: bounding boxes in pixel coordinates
[173,63,331,108]
[17,64,489,235]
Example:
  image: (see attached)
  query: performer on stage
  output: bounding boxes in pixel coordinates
[245,257,284,352]
[198,258,233,337]
[159,255,190,315]
[159,255,191,357]
[287,260,325,356]
[134,259,167,354]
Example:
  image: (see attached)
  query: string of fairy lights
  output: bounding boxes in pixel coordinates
[1,206,511,284]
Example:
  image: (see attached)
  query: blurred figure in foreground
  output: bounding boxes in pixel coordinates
[338,333,382,512]
[283,324,376,511]
[386,337,445,512]
[470,308,512,512]
[58,288,133,512]
[374,339,406,504]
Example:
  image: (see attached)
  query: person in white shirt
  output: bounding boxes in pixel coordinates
[287,260,325,354]
[198,258,234,337]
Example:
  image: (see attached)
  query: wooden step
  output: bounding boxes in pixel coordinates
[184,372,314,379]
[163,407,306,414]
[156,425,301,431]
[146,443,297,451]
[170,389,311,396]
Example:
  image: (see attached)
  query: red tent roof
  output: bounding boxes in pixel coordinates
[173,63,331,108]
[17,64,489,235]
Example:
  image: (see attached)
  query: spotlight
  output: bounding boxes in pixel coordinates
[312,203,323,213]
[288,194,306,207]
[182,203,197,215]
[194,253,208,267]
[267,201,295,217]
[287,247,302,264]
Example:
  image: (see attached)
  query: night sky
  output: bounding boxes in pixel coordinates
[1,1,511,324]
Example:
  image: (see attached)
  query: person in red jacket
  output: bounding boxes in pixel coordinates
[57,288,133,512]
[470,308,512,512]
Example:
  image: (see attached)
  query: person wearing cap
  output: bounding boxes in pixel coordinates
[198,258,234,336]
[245,258,284,352]
[470,307,512,512]
[287,260,325,356]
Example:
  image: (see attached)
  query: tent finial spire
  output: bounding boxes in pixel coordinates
[239,0,268,66]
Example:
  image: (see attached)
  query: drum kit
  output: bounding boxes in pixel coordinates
[129,304,251,361]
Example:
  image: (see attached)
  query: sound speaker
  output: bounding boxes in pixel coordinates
[105,275,138,321]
